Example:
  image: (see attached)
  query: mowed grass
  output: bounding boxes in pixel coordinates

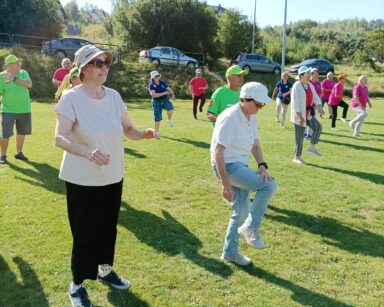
[0,97,383,307]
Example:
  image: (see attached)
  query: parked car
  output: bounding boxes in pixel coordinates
[41,37,94,59]
[289,59,334,75]
[139,46,198,69]
[230,53,282,75]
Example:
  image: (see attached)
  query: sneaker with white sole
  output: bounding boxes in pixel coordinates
[340,118,347,123]
[68,283,92,307]
[221,253,252,266]
[167,120,174,127]
[98,270,131,290]
[331,127,337,130]
[349,121,355,130]
[292,157,306,164]
[238,225,266,249]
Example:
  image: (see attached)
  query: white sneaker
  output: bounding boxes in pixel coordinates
[331,127,337,130]
[238,225,266,249]
[292,157,306,164]
[353,133,361,138]
[341,118,347,123]
[349,121,355,130]
[167,120,174,127]
[221,253,252,266]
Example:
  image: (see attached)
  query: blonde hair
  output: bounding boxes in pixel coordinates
[358,75,367,83]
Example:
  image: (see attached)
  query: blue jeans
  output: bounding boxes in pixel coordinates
[213,162,277,257]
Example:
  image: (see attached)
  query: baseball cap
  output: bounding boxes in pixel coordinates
[150,70,161,79]
[298,66,311,75]
[69,67,79,79]
[226,65,248,78]
[74,44,113,70]
[240,82,272,103]
[195,68,202,74]
[5,55,22,65]
[310,67,318,73]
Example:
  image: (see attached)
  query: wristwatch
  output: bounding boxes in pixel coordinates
[258,162,268,169]
[13,76,18,82]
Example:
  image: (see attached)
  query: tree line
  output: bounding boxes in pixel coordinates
[0,0,383,68]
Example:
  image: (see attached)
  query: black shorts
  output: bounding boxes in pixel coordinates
[1,112,32,138]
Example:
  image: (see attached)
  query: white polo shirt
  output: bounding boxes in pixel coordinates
[210,103,259,165]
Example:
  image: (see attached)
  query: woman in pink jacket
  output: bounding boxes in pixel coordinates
[349,75,372,137]
[328,74,349,130]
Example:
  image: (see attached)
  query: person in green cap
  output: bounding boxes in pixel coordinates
[54,67,81,102]
[0,54,33,164]
[207,65,248,125]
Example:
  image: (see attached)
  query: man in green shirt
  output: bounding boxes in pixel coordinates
[0,55,33,164]
[207,65,248,125]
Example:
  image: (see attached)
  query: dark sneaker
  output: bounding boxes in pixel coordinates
[68,284,92,307]
[14,152,28,161]
[0,155,7,164]
[98,270,131,290]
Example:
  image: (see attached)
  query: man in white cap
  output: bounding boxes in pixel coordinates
[210,82,277,266]
[189,68,208,119]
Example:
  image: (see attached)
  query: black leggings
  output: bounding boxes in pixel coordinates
[331,101,349,128]
[65,180,123,284]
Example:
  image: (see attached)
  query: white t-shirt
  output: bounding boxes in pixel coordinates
[55,86,128,186]
[210,103,259,165]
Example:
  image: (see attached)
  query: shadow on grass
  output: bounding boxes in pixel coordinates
[162,136,210,149]
[268,206,384,258]
[124,147,147,158]
[321,139,384,153]
[365,121,384,126]
[118,202,233,278]
[307,163,384,185]
[7,160,64,194]
[0,255,49,306]
[107,288,150,307]
[239,265,353,307]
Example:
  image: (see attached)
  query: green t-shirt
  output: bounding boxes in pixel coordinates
[207,85,240,120]
[0,70,32,113]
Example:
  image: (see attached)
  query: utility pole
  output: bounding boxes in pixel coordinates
[251,0,256,53]
[281,0,288,72]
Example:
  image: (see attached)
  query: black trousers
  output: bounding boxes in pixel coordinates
[331,100,349,128]
[65,179,123,284]
[193,94,206,118]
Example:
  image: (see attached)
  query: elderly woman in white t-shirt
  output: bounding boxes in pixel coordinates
[54,44,159,307]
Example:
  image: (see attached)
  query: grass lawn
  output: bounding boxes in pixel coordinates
[0,97,383,306]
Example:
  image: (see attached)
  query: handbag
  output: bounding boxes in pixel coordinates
[282,95,291,105]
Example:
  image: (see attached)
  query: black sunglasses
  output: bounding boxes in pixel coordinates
[87,59,111,69]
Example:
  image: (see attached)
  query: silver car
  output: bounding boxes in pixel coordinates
[139,46,198,68]
[230,53,281,75]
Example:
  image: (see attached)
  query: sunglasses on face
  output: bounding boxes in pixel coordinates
[254,101,266,108]
[87,59,111,69]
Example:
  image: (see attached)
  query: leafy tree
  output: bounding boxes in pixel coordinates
[0,0,63,37]
[215,10,257,59]
[365,28,384,61]
[64,0,81,21]
[111,0,218,58]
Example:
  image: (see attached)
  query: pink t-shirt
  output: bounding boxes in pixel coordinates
[189,77,208,96]
[321,79,335,100]
[351,84,369,109]
[310,80,321,97]
[328,82,343,106]
[53,68,70,83]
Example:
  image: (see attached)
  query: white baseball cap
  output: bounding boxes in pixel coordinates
[74,44,112,70]
[298,65,311,75]
[239,82,272,103]
[150,70,161,79]
[195,68,202,74]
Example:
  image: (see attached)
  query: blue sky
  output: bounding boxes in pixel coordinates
[61,0,384,27]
